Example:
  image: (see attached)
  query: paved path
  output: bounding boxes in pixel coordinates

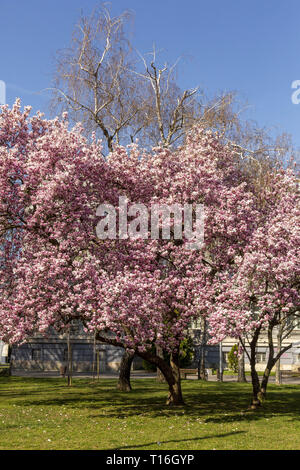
[11,370,156,379]
[10,370,300,384]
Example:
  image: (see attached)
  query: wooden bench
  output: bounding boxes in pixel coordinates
[180,368,198,379]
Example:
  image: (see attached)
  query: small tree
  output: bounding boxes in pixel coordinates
[209,168,299,408]
[237,338,247,382]
[227,344,239,373]
[178,337,194,368]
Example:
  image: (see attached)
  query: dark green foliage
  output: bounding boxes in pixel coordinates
[178,337,194,368]
[0,365,11,377]
[142,337,194,371]
[228,344,239,373]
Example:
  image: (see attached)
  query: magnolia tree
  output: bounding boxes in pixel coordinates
[0,102,259,405]
[209,170,300,407]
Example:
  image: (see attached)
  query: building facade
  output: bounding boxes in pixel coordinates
[190,322,300,372]
[8,322,300,374]
[10,325,125,373]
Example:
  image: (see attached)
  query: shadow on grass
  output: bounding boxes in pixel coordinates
[1,377,300,424]
[0,377,71,398]
[112,431,246,450]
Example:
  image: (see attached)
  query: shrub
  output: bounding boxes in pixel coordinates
[227,344,239,373]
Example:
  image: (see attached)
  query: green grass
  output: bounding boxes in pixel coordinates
[0,377,299,450]
[214,370,275,376]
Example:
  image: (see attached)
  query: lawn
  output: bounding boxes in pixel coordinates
[0,377,299,450]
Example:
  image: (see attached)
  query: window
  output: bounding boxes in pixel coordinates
[256,352,266,363]
[31,349,41,360]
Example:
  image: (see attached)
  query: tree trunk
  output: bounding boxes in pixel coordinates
[237,339,247,383]
[250,361,261,408]
[156,346,166,383]
[249,329,262,408]
[94,333,185,405]
[262,326,293,396]
[138,349,185,405]
[275,359,282,385]
[217,341,223,382]
[165,353,184,405]
[198,319,207,380]
[260,363,275,399]
[67,332,72,387]
[7,345,12,364]
[198,353,207,380]
[117,350,135,392]
[248,323,292,409]
[260,323,276,398]
[275,325,283,385]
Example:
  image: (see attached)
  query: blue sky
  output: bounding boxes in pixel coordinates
[1,0,300,150]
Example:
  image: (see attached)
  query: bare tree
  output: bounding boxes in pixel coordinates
[49,5,244,153]
[50,5,149,152]
[128,47,199,147]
